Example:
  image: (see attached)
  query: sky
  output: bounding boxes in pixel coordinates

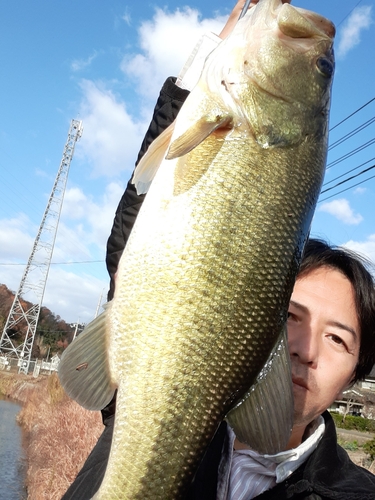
[0,0,374,325]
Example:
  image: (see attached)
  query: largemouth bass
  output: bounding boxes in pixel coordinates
[59,0,335,498]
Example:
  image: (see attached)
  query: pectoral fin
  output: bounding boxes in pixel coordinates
[166,113,233,159]
[225,326,293,454]
[132,122,175,195]
[58,305,116,411]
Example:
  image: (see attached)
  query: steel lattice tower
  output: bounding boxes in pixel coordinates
[0,119,83,374]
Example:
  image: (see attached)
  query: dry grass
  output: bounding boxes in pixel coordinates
[0,371,38,402]
[1,372,104,499]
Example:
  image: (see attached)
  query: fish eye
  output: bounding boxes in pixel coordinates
[316,56,334,78]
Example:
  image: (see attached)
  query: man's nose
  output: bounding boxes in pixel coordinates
[288,326,319,367]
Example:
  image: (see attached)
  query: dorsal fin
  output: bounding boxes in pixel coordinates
[132,122,175,195]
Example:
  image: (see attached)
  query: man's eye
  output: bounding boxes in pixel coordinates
[328,334,347,350]
[330,335,343,344]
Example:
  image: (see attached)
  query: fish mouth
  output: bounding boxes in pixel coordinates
[277,3,335,40]
[250,0,335,40]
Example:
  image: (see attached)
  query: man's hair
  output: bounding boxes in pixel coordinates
[298,238,375,381]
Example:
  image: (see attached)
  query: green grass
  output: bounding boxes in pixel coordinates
[330,412,375,433]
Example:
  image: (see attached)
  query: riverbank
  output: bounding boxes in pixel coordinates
[1,371,374,497]
[0,371,103,499]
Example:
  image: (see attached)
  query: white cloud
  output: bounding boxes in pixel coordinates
[353,187,367,195]
[76,80,146,177]
[0,212,106,323]
[75,7,228,179]
[0,178,124,323]
[35,168,50,179]
[53,222,92,263]
[0,216,28,296]
[71,51,98,72]
[43,266,108,323]
[0,215,35,261]
[122,9,131,27]
[343,234,375,266]
[62,187,88,220]
[0,180,122,268]
[336,5,373,59]
[86,182,125,246]
[60,181,125,250]
[121,7,226,100]
[0,260,107,324]
[318,198,363,225]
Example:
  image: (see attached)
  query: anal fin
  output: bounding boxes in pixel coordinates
[225,326,293,454]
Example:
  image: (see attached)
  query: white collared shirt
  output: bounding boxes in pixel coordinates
[225,416,325,500]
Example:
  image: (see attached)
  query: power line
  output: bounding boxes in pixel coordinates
[326,137,375,169]
[328,116,375,151]
[319,173,375,203]
[323,157,375,187]
[320,163,375,195]
[335,0,364,29]
[329,97,375,132]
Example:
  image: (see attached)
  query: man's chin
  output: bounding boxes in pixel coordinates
[293,406,320,429]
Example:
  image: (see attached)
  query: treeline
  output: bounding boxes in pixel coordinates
[0,283,77,358]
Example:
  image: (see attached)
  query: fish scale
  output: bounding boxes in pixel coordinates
[58,1,335,498]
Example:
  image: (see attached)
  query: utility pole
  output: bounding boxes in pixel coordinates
[0,120,83,374]
[94,288,105,319]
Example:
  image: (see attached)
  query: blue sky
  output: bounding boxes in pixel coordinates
[0,0,374,323]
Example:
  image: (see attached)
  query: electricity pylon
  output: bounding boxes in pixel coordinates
[0,119,83,374]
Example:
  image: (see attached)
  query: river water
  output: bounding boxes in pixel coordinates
[0,397,27,500]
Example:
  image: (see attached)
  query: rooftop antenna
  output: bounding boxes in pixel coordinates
[0,119,83,374]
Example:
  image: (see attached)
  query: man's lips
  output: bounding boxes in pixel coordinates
[292,376,308,390]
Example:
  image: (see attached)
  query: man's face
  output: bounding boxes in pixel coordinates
[287,266,360,430]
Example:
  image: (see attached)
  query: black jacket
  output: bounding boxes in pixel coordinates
[187,412,375,500]
[62,78,375,499]
[63,411,375,499]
